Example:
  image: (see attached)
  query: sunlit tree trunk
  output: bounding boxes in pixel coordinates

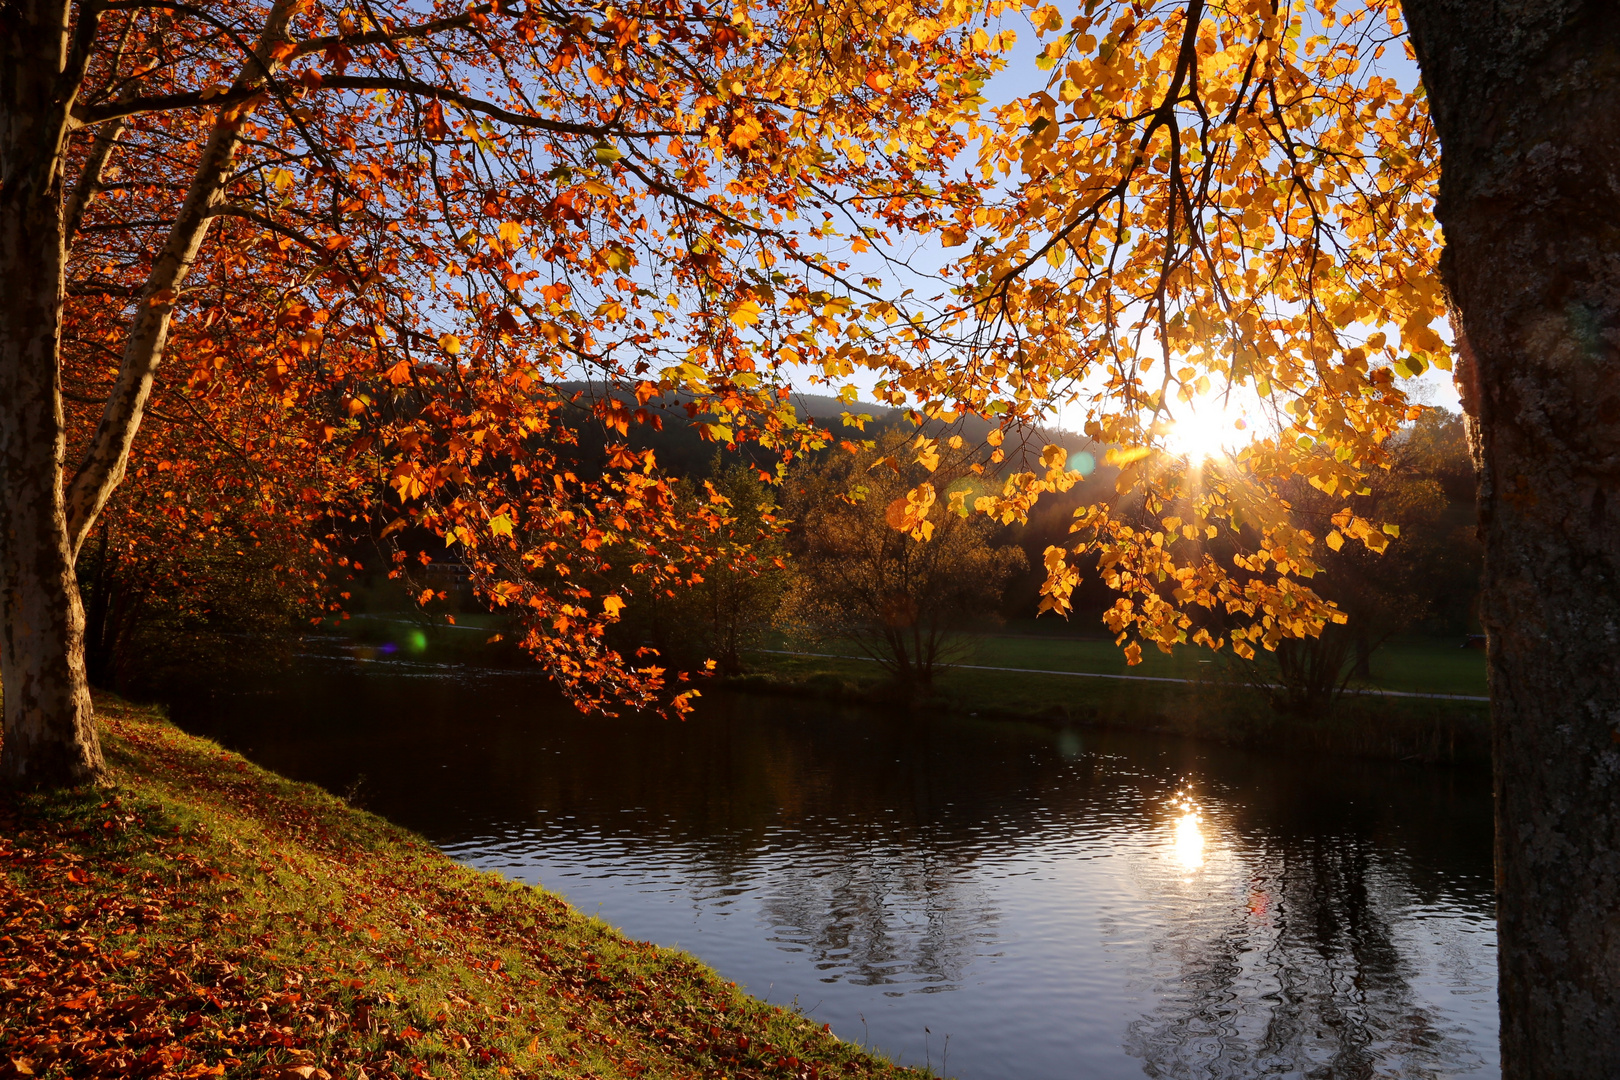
[1403,2,1620,1074]
[0,2,293,786]
[0,0,104,786]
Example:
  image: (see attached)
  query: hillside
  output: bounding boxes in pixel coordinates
[0,700,929,1080]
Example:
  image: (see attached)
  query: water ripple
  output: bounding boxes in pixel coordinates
[170,661,1498,1080]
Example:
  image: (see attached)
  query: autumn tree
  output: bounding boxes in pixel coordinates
[608,461,790,675]
[1310,409,1477,670]
[1241,408,1477,712]
[75,443,328,695]
[0,0,1010,784]
[781,431,1026,686]
[60,279,344,691]
[817,0,1611,1072]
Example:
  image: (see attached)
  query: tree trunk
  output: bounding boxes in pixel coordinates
[1351,630,1372,681]
[1402,2,1620,1075]
[0,0,104,787]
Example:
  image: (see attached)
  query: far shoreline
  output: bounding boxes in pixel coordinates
[718,647,1490,768]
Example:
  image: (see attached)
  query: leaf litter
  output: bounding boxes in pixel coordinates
[0,701,933,1080]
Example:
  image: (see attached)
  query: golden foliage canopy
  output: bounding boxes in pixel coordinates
[815,0,1445,662]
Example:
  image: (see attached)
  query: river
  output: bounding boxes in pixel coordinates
[167,653,1498,1080]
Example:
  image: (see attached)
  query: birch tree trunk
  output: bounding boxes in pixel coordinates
[0,0,103,786]
[1402,2,1620,1075]
[0,1,292,786]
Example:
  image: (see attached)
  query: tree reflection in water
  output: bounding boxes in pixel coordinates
[1128,826,1487,1080]
[756,839,998,991]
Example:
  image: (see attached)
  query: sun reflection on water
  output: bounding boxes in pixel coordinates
[1170,791,1205,871]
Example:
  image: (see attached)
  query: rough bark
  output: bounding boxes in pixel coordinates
[0,1,298,787]
[1402,2,1620,1075]
[0,0,103,786]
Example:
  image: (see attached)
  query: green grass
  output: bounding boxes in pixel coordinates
[753,629,1487,697]
[968,632,1487,698]
[734,630,1489,765]
[0,700,929,1080]
[1343,636,1488,696]
[966,633,1222,680]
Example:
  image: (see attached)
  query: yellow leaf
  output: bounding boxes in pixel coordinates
[603,595,625,616]
[1106,446,1151,467]
[391,472,427,501]
[1325,530,1344,552]
[438,333,461,356]
[497,221,524,249]
[730,299,762,327]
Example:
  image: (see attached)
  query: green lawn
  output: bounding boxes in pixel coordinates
[1346,636,1488,696]
[755,629,1488,699]
[737,632,1489,764]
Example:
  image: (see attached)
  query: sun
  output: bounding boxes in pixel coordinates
[1163,395,1245,462]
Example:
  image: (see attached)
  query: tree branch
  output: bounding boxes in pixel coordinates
[74,74,673,140]
[58,0,108,106]
[285,7,493,61]
[314,75,675,139]
[64,0,301,560]
[63,116,129,242]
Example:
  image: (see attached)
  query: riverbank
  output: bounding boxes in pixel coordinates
[725,642,1491,767]
[298,614,1491,766]
[0,699,928,1080]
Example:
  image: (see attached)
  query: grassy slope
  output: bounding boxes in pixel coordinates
[0,700,926,1080]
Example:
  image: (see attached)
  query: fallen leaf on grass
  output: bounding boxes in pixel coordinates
[277,1066,332,1080]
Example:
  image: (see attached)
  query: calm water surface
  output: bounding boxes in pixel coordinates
[169,655,1497,1080]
